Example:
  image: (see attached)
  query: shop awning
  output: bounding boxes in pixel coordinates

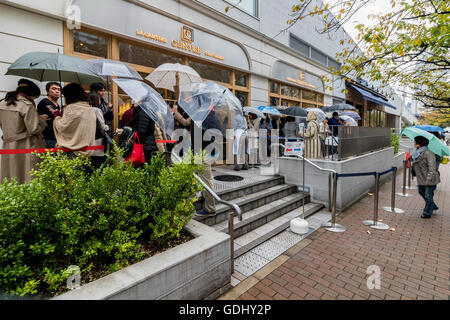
[350,84,396,110]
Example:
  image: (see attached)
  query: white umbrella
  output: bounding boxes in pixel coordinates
[146,63,202,91]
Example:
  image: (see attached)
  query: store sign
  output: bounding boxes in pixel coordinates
[286,71,316,89]
[273,61,325,93]
[73,0,249,70]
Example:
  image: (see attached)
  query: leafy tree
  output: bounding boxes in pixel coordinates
[227,0,449,108]
[418,107,450,126]
[288,0,449,108]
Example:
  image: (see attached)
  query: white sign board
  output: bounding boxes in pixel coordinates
[284,141,304,156]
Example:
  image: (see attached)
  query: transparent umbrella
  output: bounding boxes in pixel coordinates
[88,59,143,80]
[243,106,264,118]
[306,108,327,122]
[113,79,174,139]
[178,80,244,137]
[339,115,358,126]
[146,63,202,91]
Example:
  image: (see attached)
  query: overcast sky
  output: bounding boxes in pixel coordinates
[340,0,393,41]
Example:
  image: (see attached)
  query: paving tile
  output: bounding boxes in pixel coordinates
[234,252,270,277]
[251,240,289,260]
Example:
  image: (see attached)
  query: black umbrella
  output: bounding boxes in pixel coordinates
[323,103,356,112]
[280,106,308,117]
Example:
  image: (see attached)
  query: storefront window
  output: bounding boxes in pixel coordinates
[235,73,248,87]
[189,60,231,83]
[119,41,182,68]
[289,87,300,99]
[73,30,107,58]
[235,91,248,106]
[302,90,317,102]
[270,97,279,106]
[281,85,290,97]
[317,94,324,104]
[302,102,316,109]
[270,81,279,94]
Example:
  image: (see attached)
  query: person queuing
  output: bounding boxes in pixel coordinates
[90,82,113,137]
[327,112,341,136]
[53,83,97,159]
[130,103,158,165]
[298,110,322,159]
[319,117,331,157]
[88,93,109,169]
[0,79,48,184]
[411,136,440,219]
[37,82,61,148]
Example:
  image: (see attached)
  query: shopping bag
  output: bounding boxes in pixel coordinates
[441,157,448,165]
[125,132,145,166]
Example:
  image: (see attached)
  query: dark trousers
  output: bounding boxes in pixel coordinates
[417,185,438,216]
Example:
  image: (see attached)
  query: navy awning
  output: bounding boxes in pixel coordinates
[350,84,396,110]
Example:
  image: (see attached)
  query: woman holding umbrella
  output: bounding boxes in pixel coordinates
[0,79,48,184]
[411,136,440,219]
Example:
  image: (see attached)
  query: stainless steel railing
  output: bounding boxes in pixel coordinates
[171,153,242,274]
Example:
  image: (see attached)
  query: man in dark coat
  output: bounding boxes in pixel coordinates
[37,82,61,148]
[90,82,114,136]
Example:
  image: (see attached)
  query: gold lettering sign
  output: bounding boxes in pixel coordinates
[286,71,315,89]
[135,27,226,62]
[136,29,167,44]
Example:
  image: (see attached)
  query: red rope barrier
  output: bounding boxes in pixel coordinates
[0,146,104,155]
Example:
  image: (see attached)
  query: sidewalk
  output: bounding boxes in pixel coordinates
[220,164,450,300]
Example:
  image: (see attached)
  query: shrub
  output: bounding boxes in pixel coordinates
[391,130,400,154]
[0,145,203,297]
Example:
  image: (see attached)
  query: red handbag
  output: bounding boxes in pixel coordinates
[125,132,145,166]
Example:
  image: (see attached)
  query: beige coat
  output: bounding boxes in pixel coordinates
[0,95,47,184]
[154,124,166,152]
[92,108,108,157]
[302,111,322,159]
[53,101,97,157]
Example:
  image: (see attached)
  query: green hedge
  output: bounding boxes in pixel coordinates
[0,146,203,297]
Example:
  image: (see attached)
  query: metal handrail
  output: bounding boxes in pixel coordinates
[171,153,242,274]
[274,142,336,211]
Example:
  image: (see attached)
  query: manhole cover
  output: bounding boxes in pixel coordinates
[214,175,244,182]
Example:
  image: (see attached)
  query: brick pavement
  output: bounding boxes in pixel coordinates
[224,163,450,300]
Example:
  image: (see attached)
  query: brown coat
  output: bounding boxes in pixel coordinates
[0,96,47,184]
[53,101,97,156]
[412,149,441,186]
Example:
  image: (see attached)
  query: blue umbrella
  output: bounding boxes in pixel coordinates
[258,106,281,116]
[413,125,444,132]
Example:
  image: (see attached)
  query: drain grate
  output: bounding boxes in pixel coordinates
[213,174,244,182]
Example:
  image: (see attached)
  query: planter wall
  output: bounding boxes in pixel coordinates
[54,220,231,300]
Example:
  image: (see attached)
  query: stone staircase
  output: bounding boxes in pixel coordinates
[194,175,324,258]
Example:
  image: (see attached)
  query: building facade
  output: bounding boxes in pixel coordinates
[0,0,403,139]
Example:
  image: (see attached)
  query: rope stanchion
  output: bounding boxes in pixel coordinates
[397,160,412,197]
[383,167,405,214]
[337,172,376,178]
[321,171,346,233]
[406,156,417,190]
[363,172,390,230]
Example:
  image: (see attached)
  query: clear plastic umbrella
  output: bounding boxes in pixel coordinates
[113,79,174,139]
[306,108,327,122]
[339,115,358,126]
[340,111,361,120]
[243,106,264,118]
[146,63,202,91]
[88,59,143,80]
[178,80,244,136]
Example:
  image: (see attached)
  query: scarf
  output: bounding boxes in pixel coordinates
[412,146,427,160]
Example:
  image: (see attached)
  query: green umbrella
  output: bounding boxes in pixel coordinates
[401,127,450,157]
[5,52,104,84]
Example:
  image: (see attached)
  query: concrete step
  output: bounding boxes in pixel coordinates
[194,176,285,211]
[232,203,325,258]
[214,193,311,239]
[194,184,300,226]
